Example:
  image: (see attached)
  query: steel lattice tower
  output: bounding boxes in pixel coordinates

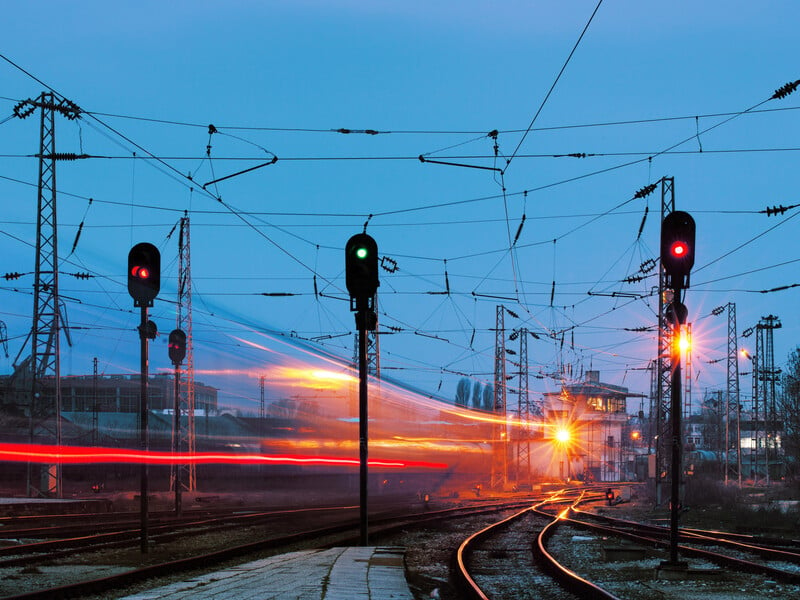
[177,215,196,491]
[259,375,266,435]
[491,305,507,489]
[92,357,99,446]
[514,328,531,488]
[15,93,80,497]
[654,176,675,506]
[724,303,741,485]
[756,315,781,484]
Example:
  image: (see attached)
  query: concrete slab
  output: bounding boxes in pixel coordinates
[119,546,414,600]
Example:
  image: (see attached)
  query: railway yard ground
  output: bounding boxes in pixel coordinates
[1,483,800,599]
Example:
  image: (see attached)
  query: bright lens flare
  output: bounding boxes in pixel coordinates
[678,330,691,353]
[555,428,571,444]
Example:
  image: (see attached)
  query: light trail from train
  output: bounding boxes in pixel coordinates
[0,442,448,469]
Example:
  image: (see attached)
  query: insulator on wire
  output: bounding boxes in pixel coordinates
[13,99,36,119]
[637,206,649,239]
[513,214,526,246]
[380,256,398,273]
[639,258,657,274]
[633,183,658,199]
[623,274,645,283]
[772,80,800,100]
[764,204,797,217]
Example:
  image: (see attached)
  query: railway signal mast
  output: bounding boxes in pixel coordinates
[345,232,379,546]
[168,328,187,516]
[127,242,161,554]
[660,210,695,569]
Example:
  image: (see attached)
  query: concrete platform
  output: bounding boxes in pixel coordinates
[119,546,414,600]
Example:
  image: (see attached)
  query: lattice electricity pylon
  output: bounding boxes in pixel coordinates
[259,375,266,433]
[490,305,508,489]
[176,215,196,492]
[14,93,80,498]
[513,327,532,489]
[654,176,675,506]
[756,314,781,484]
[0,321,8,358]
[92,357,99,446]
[723,303,741,485]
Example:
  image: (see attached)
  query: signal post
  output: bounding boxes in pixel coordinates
[127,242,160,554]
[345,233,379,546]
[659,211,695,569]
[169,329,187,516]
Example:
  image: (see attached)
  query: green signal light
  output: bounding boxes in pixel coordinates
[355,247,368,259]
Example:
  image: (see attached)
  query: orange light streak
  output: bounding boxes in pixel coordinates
[0,443,447,470]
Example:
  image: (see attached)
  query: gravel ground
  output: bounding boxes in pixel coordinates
[375,510,524,600]
[548,522,800,600]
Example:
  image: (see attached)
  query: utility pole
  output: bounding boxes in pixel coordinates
[14,93,81,498]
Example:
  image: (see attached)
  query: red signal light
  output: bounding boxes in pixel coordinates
[670,241,688,258]
[131,266,150,279]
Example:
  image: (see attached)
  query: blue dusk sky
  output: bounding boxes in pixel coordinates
[0,1,799,414]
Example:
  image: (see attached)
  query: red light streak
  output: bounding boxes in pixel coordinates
[0,443,447,470]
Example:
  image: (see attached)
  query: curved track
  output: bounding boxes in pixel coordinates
[455,487,622,600]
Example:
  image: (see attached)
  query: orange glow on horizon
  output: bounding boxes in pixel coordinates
[0,443,447,470]
[261,366,356,390]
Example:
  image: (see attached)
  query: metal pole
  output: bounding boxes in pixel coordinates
[173,364,181,517]
[357,310,369,546]
[139,306,149,554]
[668,318,683,565]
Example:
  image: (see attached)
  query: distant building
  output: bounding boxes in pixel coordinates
[0,371,218,414]
[543,371,639,482]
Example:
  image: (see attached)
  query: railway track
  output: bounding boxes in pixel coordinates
[455,488,621,600]
[568,502,800,582]
[0,497,537,599]
[454,486,800,600]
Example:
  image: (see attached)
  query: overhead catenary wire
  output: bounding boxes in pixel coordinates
[0,48,798,396]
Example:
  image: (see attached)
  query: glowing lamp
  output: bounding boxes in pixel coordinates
[555,428,571,444]
[670,240,688,258]
[678,329,691,353]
